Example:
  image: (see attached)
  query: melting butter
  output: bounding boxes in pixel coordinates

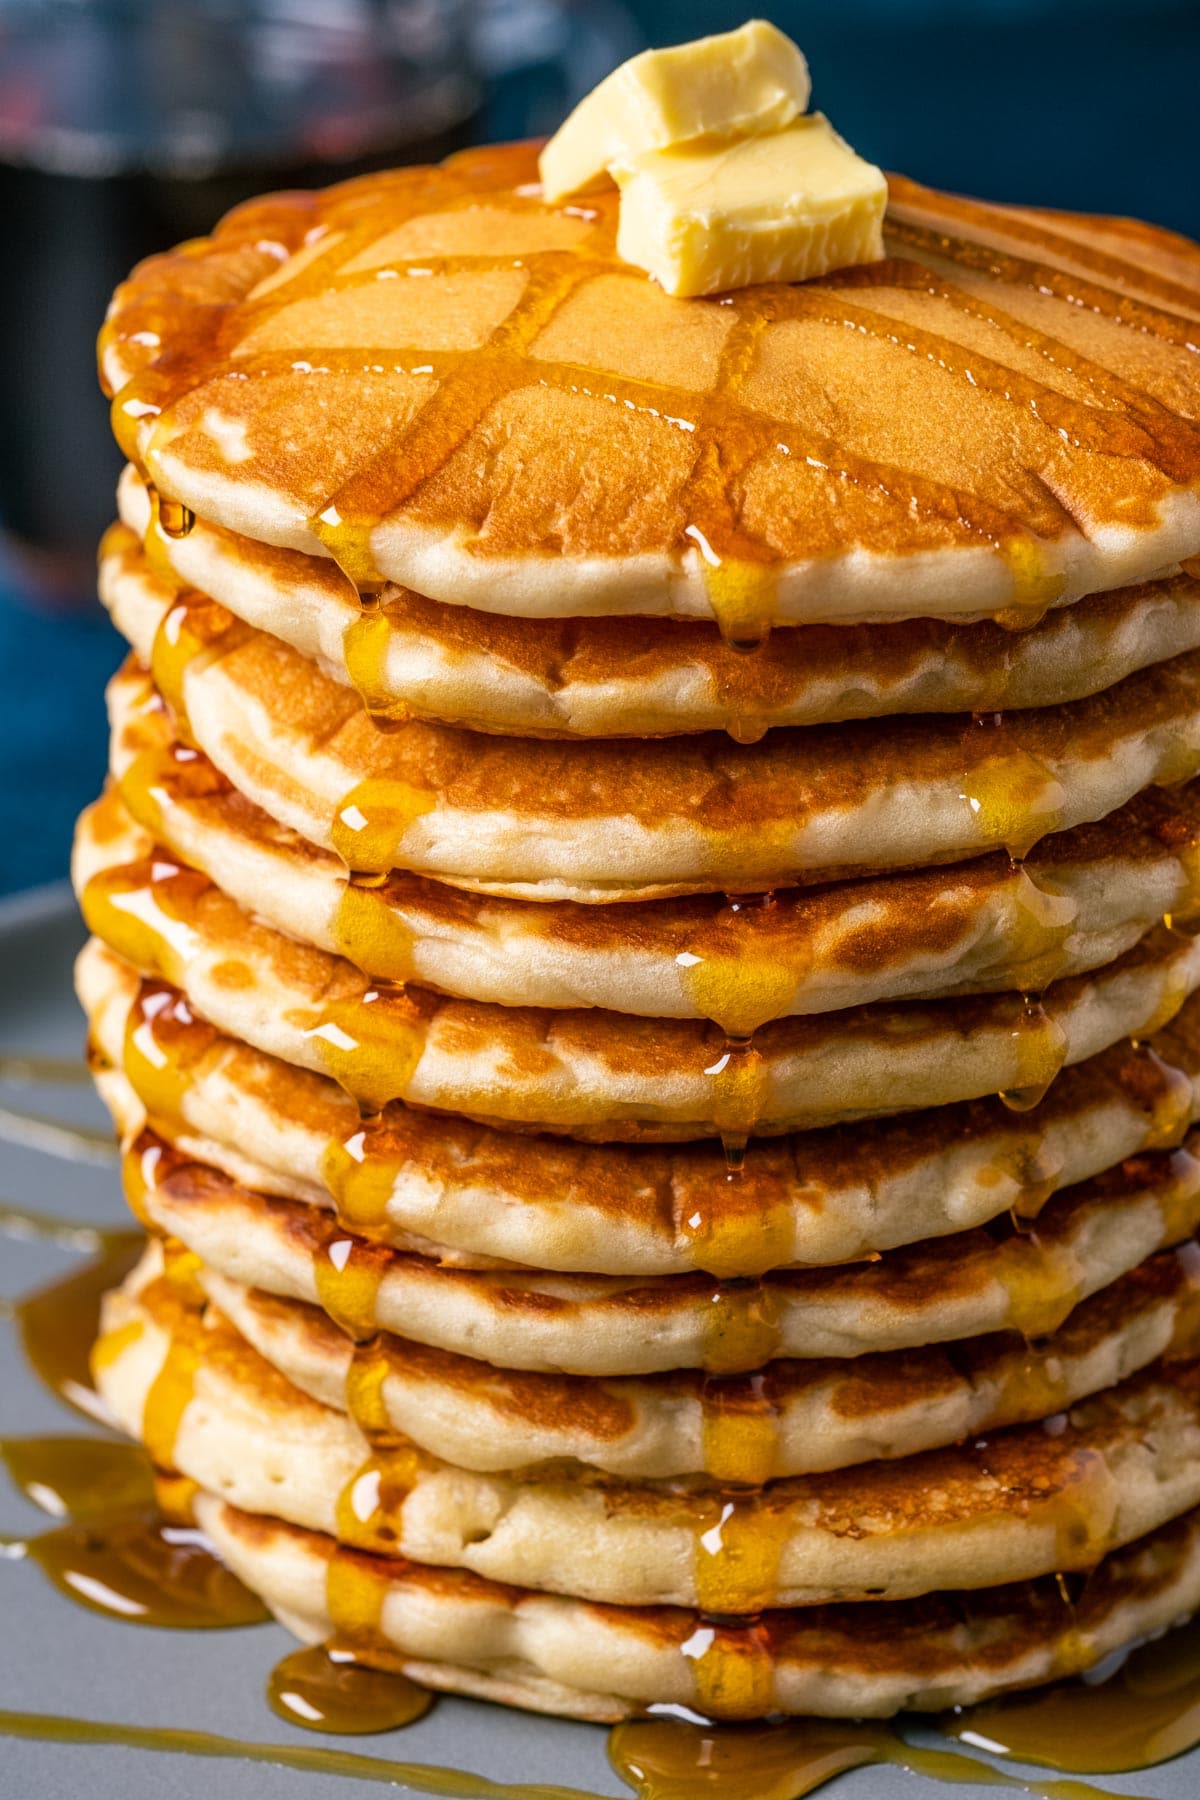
[539,21,810,203]
[614,117,887,297]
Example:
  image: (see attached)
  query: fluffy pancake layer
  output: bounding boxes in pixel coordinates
[72,795,1200,1136]
[99,562,1200,896]
[197,1493,1200,1721]
[94,1254,1200,1610]
[197,1233,1200,1481]
[81,939,1200,1281]
[101,147,1200,625]
[113,478,1200,739]
[123,1126,1200,1373]
[104,661,1200,1031]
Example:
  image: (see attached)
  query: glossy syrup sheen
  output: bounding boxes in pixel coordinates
[102,151,1200,653]
[4,1194,1200,1798]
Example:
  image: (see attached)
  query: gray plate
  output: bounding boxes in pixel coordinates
[0,886,1187,1799]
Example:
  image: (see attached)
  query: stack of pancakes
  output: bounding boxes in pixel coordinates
[73,143,1200,1722]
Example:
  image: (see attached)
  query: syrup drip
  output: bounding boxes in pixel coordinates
[122,983,214,1136]
[696,1282,786,1372]
[608,1714,1141,1800]
[1139,963,1194,1043]
[138,1313,201,1471]
[333,1446,425,1557]
[988,1137,1066,1224]
[1002,862,1080,995]
[157,497,195,540]
[267,1643,432,1733]
[80,856,209,990]
[1163,824,1200,937]
[116,734,233,847]
[332,870,419,985]
[147,591,240,740]
[1127,1042,1196,1151]
[702,1031,770,1174]
[675,893,800,1040]
[321,1125,402,1242]
[693,1492,790,1618]
[299,984,429,1117]
[315,1232,388,1343]
[998,995,1069,1114]
[330,779,436,878]
[699,1373,779,1486]
[342,597,413,729]
[959,713,1067,862]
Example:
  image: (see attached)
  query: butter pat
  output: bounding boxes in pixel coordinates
[539,20,809,204]
[613,114,887,297]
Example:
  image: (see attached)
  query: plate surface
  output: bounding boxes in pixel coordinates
[0,884,1187,1799]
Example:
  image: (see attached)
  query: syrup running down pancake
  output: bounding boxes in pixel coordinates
[101,148,1200,628]
[69,82,1200,1778]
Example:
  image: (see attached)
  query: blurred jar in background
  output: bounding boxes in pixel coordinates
[0,0,481,592]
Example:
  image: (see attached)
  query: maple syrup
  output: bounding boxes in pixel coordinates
[332,871,418,985]
[298,984,429,1116]
[330,778,436,877]
[998,995,1069,1114]
[147,592,240,739]
[948,1611,1200,1775]
[267,1643,431,1733]
[5,1218,143,1424]
[608,1713,1130,1799]
[342,600,414,728]
[0,1707,574,1796]
[321,1124,403,1241]
[676,892,800,1039]
[80,856,209,990]
[700,1031,770,1173]
[692,1492,790,1617]
[156,497,195,540]
[315,1233,388,1344]
[122,983,214,1136]
[699,1373,780,1485]
[18,1510,269,1630]
[332,1444,425,1556]
[959,714,1067,861]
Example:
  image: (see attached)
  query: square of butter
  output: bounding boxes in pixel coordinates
[538,20,809,203]
[614,114,887,298]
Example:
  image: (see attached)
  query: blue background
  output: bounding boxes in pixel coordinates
[3,0,1200,896]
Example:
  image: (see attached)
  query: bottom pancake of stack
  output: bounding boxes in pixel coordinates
[93,1246,1200,1721]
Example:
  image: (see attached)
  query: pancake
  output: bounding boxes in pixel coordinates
[197,1493,1200,1721]
[100,570,1200,898]
[80,940,1200,1280]
[94,1259,1200,1609]
[72,805,1200,1135]
[113,476,1200,740]
[106,661,1200,1030]
[197,1236,1200,1481]
[121,1128,1200,1372]
[100,147,1200,627]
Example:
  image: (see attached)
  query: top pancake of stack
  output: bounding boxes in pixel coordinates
[102,141,1200,677]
